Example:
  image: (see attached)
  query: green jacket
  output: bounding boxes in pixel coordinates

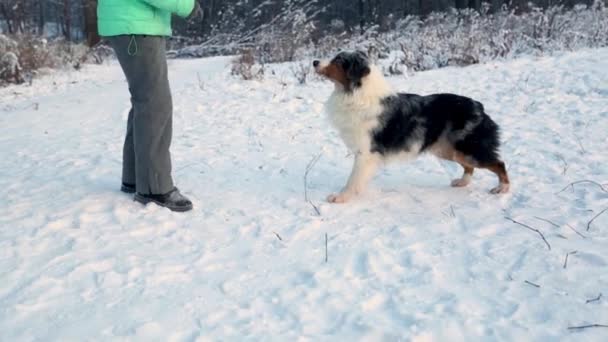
[97,0,195,37]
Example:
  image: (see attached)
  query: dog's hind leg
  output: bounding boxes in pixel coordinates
[450,115,509,194]
[431,146,475,188]
[481,161,510,194]
[451,164,475,188]
[328,152,380,203]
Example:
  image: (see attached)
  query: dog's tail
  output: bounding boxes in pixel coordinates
[454,105,502,165]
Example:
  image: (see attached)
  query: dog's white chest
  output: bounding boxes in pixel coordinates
[322,67,394,154]
[325,97,381,153]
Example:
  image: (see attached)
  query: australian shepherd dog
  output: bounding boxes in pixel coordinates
[313,51,510,203]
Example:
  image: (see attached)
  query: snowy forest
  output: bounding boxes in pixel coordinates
[1,0,607,84]
[0,1,603,43]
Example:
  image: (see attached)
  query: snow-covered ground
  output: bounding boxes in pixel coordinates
[1,49,607,341]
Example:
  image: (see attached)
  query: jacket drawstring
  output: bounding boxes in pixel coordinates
[127,35,138,56]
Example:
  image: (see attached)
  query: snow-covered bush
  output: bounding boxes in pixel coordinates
[176,0,607,74]
[174,0,320,63]
[290,61,311,84]
[0,51,23,84]
[231,49,264,81]
[0,34,110,86]
[0,34,23,84]
[183,2,604,74]
[15,36,61,72]
[315,1,608,73]
[0,34,18,52]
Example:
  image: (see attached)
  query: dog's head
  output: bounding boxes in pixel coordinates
[313,51,371,92]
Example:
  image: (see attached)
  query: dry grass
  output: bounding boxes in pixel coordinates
[231,49,264,81]
[1,34,110,86]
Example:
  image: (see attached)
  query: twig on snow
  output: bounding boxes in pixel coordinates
[442,205,456,218]
[565,224,587,239]
[563,251,577,269]
[533,216,560,228]
[556,154,569,175]
[556,180,608,195]
[505,217,551,250]
[304,152,323,216]
[273,231,283,241]
[568,324,608,330]
[524,280,541,288]
[586,293,602,304]
[574,135,586,154]
[197,72,205,90]
[325,233,328,263]
[587,208,608,231]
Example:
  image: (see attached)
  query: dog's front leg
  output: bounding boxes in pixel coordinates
[328,152,379,203]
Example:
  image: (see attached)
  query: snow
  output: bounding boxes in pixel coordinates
[1,49,608,340]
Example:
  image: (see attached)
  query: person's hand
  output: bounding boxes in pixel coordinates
[188,1,203,21]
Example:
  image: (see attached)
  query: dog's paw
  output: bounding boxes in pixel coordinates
[490,183,510,194]
[327,192,352,203]
[451,178,471,187]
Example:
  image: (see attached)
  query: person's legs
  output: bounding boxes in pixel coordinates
[108,35,192,211]
[109,35,174,195]
[122,108,136,187]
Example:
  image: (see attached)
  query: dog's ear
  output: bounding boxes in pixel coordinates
[354,50,369,59]
[346,51,371,85]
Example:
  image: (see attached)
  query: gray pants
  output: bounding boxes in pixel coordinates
[108,35,174,195]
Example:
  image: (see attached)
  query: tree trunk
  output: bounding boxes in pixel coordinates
[0,4,14,34]
[202,0,214,35]
[63,0,72,41]
[511,0,528,13]
[83,0,100,46]
[38,0,46,35]
[455,0,469,9]
[419,0,432,16]
[358,0,365,34]
[469,0,482,11]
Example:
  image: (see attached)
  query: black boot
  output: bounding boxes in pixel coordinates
[121,182,136,194]
[134,187,193,212]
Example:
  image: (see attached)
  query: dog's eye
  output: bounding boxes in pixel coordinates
[333,57,351,70]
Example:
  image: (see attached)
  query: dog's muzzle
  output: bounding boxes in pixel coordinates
[313,60,324,74]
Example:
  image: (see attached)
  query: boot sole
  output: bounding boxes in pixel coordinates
[134,193,193,212]
[121,185,136,194]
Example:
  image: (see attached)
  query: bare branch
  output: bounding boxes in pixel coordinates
[563,251,577,269]
[442,205,456,218]
[505,217,551,250]
[566,224,587,239]
[196,72,205,90]
[533,216,560,228]
[556,180,608,195]
[556,153,569,175]
[586,293,602,304]
[304,153,323,216]
[568,324,608,330]
[525,280,541,288]
[574,135,586,154]
[325,233,328,263]
[587,208,608,232]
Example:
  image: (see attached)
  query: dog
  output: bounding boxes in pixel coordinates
[313,51,510,203]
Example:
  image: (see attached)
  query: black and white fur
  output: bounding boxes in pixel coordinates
[313,51,510,203]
